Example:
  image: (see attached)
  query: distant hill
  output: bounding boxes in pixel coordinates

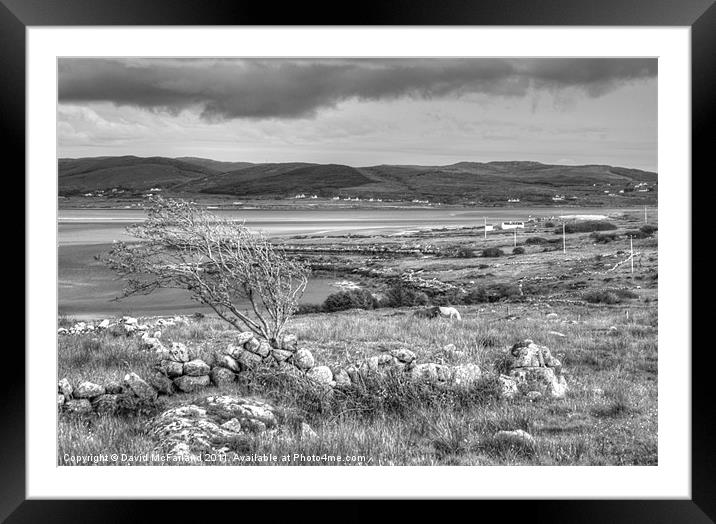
[175,157,255,173]
[57,156,657,204]
[58,156,219,193]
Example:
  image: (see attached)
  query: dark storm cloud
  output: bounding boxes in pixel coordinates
[58,58,656,120]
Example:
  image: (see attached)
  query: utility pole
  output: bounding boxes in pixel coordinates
[644,206,647,224]
[562,223,566,254]
[630,235,634,276]
[513,228,517,247]
[484,217,487,240]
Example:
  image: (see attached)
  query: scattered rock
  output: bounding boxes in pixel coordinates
[74,381,105,399]
[58,378,73,398]
[255,340,272,358]
[220,418,243,433]
[64,399,92,414]
[157,359,184,378]
[124,372,158,400]
[236,332,255,345]
[105,381,123,394]
[173,375,211,393]
[307,366,333,386]
[235,349,263,370]
[526,391,543,401]
[548,331,566,338]
[98,319,110,329]
[210,367,236,387]
[244,337,261,354]
[494,429,536,448]
[148,372,174,395]
[390,349,417,363]
[57,394,65,407]
[271,348,294,362]
[452,364,482,386]
[498,375,519,399]
[183,359,210,377]
[511,367,568,399]
[331,367,352,388]
[292,349,315,370]
[409,363,452,382]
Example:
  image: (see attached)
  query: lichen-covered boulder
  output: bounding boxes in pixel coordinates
[292,349,315,370]
[255,340,272,358]
[390,349,417,364]
[498,375,519,399]
[210,367,236,387]
[271,348,294,362]
[235,349,263,370]
[510,367,568,399]
[64,399,92,414]
[409,363,452,382]
[148,372,174,395]
[124,372,158,400]
[173,375,211,393]
[278,333,298,351]
[494,429,536,448]
[244,337,261,353]
[58,378,73,398]
[183,359,210,377]
[236,332,255,345]
[451,364,482,386]
[105,380,124,394]
[158,342,190,363]
[157,359,184,378]
[57,394,65,407]
[307,366,333,387]
[331,367,352,388]
[74,381,105,399]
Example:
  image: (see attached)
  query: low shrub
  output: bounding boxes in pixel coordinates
[383,282,430,308]
[525,236,548,245]
[583,288,638,304]
[323,289,379,312]
[512,247,525,255]
[559,221,617,234]
[482,247,504,258]
[591,232,621,243]
[295,303,325,315]
[640,224,658,235]
[454,246,477,258]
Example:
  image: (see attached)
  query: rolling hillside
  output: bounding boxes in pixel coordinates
[58,156,219,193]
[58,156,657,204]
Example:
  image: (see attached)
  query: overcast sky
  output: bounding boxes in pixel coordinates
[57,58,657,171]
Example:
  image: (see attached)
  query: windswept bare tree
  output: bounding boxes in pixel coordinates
[103,197,309,346]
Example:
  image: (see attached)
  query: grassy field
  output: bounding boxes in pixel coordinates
[58,208,657,466]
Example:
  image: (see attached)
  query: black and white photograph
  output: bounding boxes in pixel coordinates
[54,56,661,467]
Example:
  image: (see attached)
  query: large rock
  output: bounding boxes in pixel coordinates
[498,375,519,399]
[105,380,124,394]
[123,372,158,400]
[509,367,568,399]
[173,375,211,393]
[140,334,164,352]
[235,349,263,370]
[507,339,561,370]
[332,367,352,388]
[236,332,256,346]
[390,349,417,364]
[255,340,272,358]
[307,366,334,387]
[271,348,294,362]
[409,363,452,382]
[98,319,111,329]
[210,367,236,387]
[148,396,280,459]
[183,359,210,377]
[64,399,92,414]
[57,394,65,407]
[215,354,241,373]
[225,343,244,360]
[292,349,315,370]
[148,372,174,395]
[74,381,105,399]
[58,378,73,398]
[157,359,184,378]
[165,342,190,363]
[244,337,261,353]
[452,364,482,386]
[494,429,536,448]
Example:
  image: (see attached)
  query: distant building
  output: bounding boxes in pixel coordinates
[507,198,520,203]
[500,221,525,230]
[484,225,495,232]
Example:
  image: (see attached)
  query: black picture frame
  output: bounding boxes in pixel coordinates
[5,0,711,521]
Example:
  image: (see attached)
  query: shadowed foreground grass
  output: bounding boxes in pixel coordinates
[58,302,657,466]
